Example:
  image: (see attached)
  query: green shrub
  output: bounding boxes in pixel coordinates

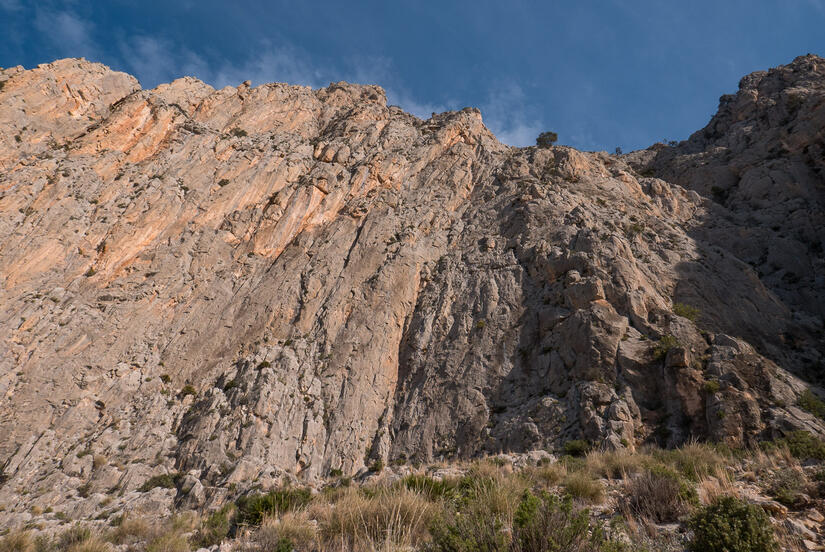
[179,385,196,397]
[798,389,825,419]
[768,468,807,507]
[512,491,624,552]
[779,430,825,461]
[429,489,625,552]
[673,302,700,322]
[369,459,384,473]
[230,128,248,137]
[235,488,313,527]
[653,335,680,360]
[687,496,777,552]
[703,380,721,394]
[192,505,233,548]
[536,131,558,148]
[401,475,460,502]
[138,474,177,492]
[562,440,591,457]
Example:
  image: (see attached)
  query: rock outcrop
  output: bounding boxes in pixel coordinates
[0,55,823,526]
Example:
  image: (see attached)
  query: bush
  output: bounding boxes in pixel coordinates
[623,466,695,522]
[652,335,680,360]
[179,385,196,397]
[138,474,177,493]
[673,302,700,322]
[562,440,591,457]
[192,505,233,548]
[687,496,777,552]
[779,430,825,461]
[766,467,809,508]
[512,491,624,552]
[798,389,825,419]
[230,128,248,137]
[536,131,558,148]
[703,380,721,394]
[235,487,313,527]
[430,489,625,552]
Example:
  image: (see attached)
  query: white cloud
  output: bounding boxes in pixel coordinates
[479,83,543,147]
[34,9,98,59]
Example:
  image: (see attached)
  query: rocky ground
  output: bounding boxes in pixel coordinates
[0,54,824,543]
[2,444,825,551]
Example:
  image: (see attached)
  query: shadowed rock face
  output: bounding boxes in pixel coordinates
[0,55,823,523]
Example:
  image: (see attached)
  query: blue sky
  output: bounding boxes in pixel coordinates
[1,1,824,151]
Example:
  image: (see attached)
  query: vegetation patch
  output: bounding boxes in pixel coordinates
[688,496,778,552]
[235,487,313,527]
[138,473,178,493]
[798,388,825,419]
[673,302,701,322]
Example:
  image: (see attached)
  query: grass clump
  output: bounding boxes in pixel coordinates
[562,439,591,458]
[179,385,196,398]
[655,441,727,481]
[253,512,317,552]
[401,474,460,502]
[235,487,313,527]
[623,465,696,522]
[562,471,604,503]
[772,430,825,461]
[317,486,436,551]
[798,388,825,419]
[192,505,234,548]
[652,334,680,360]
[0,531,35,552]
[138,473,177,493]
[673,302,700,322]
[687,496,777,552]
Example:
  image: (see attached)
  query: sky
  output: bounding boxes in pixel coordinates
[1,1,824,151]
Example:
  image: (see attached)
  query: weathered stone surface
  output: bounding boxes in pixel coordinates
[0,55,824,523]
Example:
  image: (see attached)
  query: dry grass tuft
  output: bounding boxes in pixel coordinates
[316,486,438,551]
[253,512,318,551]
[585,448,649,480]
[0,531,35,552]
[108,516,154,545]
[562,471,604,503]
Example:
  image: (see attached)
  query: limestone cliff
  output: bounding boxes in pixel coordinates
[0,55,823,525]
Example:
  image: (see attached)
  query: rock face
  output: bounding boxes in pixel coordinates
[0,55,823,524]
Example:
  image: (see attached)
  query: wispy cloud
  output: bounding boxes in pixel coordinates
[479,83,543,147]
[0,0,22,11]
[34,9,98,59]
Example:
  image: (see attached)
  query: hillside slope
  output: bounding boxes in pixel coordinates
[0,55,823,525]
